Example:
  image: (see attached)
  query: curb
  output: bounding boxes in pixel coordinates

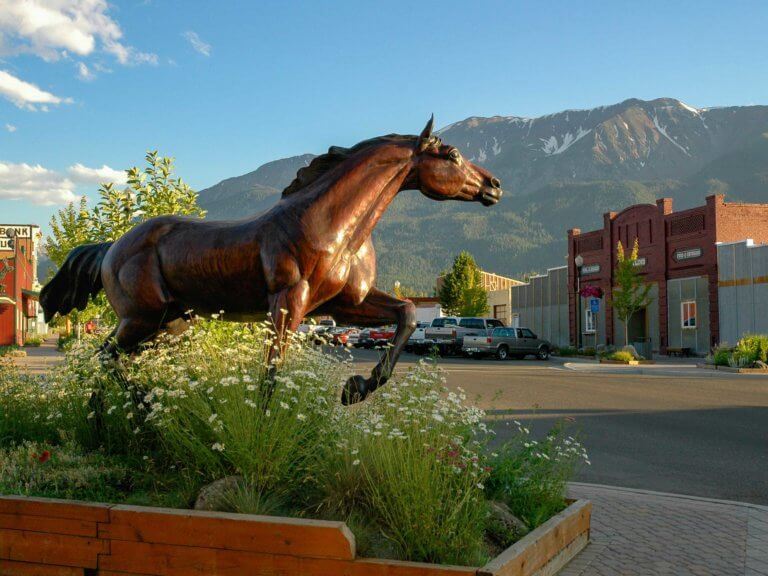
[568,481,768,512]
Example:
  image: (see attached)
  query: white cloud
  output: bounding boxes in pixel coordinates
[0,0,157,65]
[77,61,94,81]
[0,69,72,110]
[0,162,78,205]
[183,31,211,57]
[5,123,16,132]
[67,163,126,185]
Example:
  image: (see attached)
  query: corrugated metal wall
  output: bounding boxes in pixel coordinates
[717,241,768,344]
[509,267,570,348]
[667,276,710,353]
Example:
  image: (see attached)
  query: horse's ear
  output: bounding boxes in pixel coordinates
[417,114,435,153]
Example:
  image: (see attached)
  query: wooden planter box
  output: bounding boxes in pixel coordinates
[0,495,591,576]
[599,359,654,365]
[697,363,768,374]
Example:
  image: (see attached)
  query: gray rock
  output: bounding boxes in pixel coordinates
[194,476,243,512]
[755,360,768,370]
[486,500,529,548]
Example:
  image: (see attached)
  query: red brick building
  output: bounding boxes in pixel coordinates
[567,195,768,354]
[0,225,41,346]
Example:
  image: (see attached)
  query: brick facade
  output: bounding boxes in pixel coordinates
[0,225,40,346]
[567,195,768,353]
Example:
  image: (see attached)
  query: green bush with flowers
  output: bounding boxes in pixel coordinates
[0,319,588,566]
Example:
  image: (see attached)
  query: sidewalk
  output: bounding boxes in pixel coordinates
[12,335,64,375]
[562,483,768,576]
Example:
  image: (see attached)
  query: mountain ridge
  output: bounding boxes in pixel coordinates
[197,97,768,292]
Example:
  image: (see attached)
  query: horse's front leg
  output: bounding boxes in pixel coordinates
[325,288,416,405]
[264,280,310,396]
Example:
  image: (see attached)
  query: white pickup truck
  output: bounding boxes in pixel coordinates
[424,317,506,356]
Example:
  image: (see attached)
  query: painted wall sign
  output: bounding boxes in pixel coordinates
[582,264,601,275]
[0,226,33,239]
[674,247,702,261]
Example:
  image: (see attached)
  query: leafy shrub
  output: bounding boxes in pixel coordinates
[0,345,21,356]
[24,336,44,347]
[554,346,578,357]
[711,344,733,366]
[734,334,768,365]
[607,351,635,363]
[57,334,76,351]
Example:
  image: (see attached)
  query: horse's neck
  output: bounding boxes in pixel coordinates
[307,159,411,253]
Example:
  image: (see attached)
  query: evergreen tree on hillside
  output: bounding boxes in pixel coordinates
[438,252,489,317]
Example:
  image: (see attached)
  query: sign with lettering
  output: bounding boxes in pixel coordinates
[632,257,646,267]
[590,298,600,313]
[582,264,601,275]
[0,225,37,253]
[0,226,32,239]
[674,247,702,262]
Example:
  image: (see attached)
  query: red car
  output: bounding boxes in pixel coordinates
[368,327,396,347]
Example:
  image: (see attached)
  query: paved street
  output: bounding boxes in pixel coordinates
[349,349,768,505]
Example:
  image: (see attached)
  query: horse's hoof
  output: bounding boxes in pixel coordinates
[342,375,368,406]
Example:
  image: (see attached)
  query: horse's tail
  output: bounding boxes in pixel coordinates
[40,242,113,322]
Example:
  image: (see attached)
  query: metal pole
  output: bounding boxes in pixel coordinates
[576,268,582,350]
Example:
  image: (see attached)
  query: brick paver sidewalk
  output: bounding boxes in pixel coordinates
[12,335,64,375]
[562,483,768,576]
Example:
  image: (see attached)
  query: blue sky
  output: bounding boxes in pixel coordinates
[1,0,767,232]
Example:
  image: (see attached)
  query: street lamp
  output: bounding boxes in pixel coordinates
[574,254,583,351]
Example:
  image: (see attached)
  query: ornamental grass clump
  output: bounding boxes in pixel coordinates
[316,362,491,564]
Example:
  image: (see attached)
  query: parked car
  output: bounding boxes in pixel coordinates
[356,326,396,348]
[329,327,359,346]
[462,327,552,360]
[405,321,433,354]
[354,329,371,348]
[425,317,506,356]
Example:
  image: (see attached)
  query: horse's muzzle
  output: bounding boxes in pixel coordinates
[480,187,503,206]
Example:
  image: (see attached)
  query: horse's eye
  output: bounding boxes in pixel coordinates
[448,149,461,162]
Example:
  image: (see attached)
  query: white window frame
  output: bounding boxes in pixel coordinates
[681,300,697,329]
[584,309,596,333]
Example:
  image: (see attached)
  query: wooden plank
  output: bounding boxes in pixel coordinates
[478,499,592,576]
[101,540,476,576]
[0,528,108,568]
[101,505,356,560]
[0,512,96,537]
[528,532,588,576]
[0,559,84,576]
[0,496,111,523]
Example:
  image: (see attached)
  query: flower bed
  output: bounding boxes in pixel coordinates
[0,320,590,570]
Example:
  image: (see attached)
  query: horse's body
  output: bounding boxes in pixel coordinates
[41,118,503,403]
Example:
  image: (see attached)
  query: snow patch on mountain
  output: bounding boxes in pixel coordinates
[540,127,591,156]
[679,101,700,115]
[652,115,691,157]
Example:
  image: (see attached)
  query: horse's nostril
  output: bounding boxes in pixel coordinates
[490,177,501,189]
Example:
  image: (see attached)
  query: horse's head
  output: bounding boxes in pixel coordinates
[411,116,503,206]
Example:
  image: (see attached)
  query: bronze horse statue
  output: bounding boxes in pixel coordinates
[41,117,503,404]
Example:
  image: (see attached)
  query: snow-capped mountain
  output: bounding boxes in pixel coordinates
[437,97,768,197]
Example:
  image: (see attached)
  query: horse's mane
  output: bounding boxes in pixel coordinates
[282,134,417,197]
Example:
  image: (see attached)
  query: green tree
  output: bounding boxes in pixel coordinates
[438,252,489,317]
[611,238,653,346]
[45,151,206,325]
